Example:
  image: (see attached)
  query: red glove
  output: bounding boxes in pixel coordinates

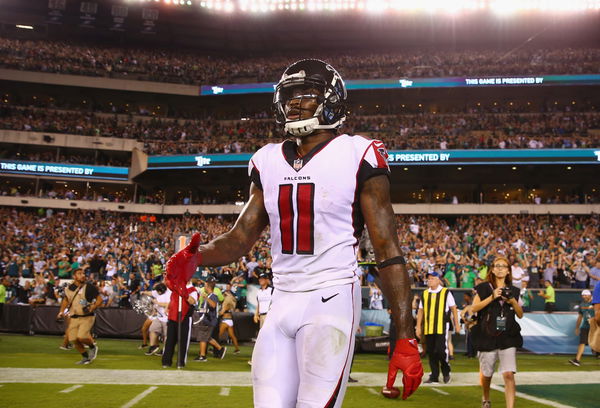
[382,338,423,400]
[165,232,202,297]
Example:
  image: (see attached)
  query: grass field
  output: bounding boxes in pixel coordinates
[0,333,598,408]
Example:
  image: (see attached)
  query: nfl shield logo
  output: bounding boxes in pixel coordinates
[293,158,303,171]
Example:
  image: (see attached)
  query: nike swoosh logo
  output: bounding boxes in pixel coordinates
[321,293,339,303]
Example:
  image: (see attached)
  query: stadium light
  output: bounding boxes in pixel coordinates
[195,0,600,12]
[15,25,34,30]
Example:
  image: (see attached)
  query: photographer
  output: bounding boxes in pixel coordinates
[56,268,102,365]
[471,256,523,408]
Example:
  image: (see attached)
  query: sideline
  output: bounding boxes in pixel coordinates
[490,384,576,408]
[0,368,599,388]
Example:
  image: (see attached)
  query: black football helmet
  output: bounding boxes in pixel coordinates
[273,59,347,137]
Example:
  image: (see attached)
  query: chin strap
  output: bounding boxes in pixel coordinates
[285,117,346,137]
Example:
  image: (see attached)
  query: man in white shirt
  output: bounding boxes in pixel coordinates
[254,273,273,329]
[145,282,171,356]
[511,261,525,289]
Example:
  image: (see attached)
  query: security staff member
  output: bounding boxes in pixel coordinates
[56,268,102,365]
[416,271,460,384]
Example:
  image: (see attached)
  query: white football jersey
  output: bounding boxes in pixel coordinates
[248,134,390,292]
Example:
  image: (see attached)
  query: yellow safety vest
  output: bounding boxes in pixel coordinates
[423,287,449,335]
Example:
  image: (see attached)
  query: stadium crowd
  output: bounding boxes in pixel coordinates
[1,208,598,310]
[2,104,599,155]
[1,37,599,84]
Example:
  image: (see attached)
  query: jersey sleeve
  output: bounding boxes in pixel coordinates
[248,152,263,191]
[357,139,391,190]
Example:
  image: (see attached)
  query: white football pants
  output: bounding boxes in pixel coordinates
[252,282,361,408]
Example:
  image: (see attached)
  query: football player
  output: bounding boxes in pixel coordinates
[166,59,422,407]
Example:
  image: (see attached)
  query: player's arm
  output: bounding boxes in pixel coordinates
[360,174,413,338]
[361,174,423,400]
[200,183,269,266]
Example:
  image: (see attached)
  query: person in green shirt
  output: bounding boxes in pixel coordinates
[478,264,488,281]
[444,269,458,288]
[519,280,533,312]
[57,256,72,279]
[151,263,163,277]
[199,276,224,303]
[459,266,478,289]
[568,289,594,367]
[0,276,8,304]
[538,280,556,313]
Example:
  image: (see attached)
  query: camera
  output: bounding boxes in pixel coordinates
[79,299,91,314]
[500,287,513,299]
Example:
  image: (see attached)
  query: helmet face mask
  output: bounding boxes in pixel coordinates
[274,59,347,137]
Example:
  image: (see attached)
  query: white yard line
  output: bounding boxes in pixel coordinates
[366,388,379,395]
[59,385,83,393]
[490,384,576,408]
[219,387,230,396]
[121,386,157,408]
[430,387,449,395]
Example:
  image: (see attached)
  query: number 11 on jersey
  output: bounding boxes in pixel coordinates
[278,183,315,255]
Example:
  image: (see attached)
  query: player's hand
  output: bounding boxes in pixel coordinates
[253,314,259,324]
[166,232,202,295]
[382,338,423,400]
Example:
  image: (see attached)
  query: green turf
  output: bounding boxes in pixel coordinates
[0,383,559,408]
[517,384,599,408]
[0,333,598,408]
[0,333,598,372]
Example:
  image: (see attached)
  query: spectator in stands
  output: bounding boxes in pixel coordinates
[538,280,556,313]
[15,280,31,304]
[519,280,534,313]
[369,282,384,310]
[1,37,599,84]
[28,272,46,305]
[510,260,525,289]
[230,272,248,311]
[571,256,591,289]
[589,259,600,291]
[0,275,10,318]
